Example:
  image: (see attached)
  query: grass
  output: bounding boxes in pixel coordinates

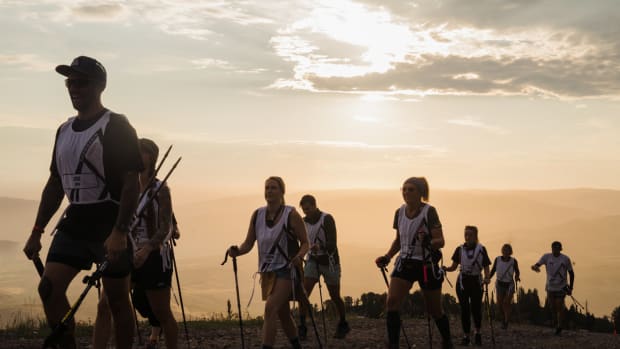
[0,311,264,339]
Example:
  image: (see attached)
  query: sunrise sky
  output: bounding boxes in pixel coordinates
[1,0,619,203]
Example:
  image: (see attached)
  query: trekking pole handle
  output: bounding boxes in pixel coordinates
[221,250,229,266]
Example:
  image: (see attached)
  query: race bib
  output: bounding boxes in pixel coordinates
[62,173,98,189]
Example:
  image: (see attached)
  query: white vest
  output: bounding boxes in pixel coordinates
[55,111,115,205]
[133,181,171,247]
[459,244,484,276]
[256,205,293,272]
[397,204,431,261]
[305,213,326,258]
[495,256,515,283]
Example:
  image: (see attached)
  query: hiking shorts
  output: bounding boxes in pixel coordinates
[304,258,341,286]
[496,280,515,297]
[260,266,303,301]
[547,289,568,299]
[47,230,132,278]
[391,258,443,290]
[132,249,172,290]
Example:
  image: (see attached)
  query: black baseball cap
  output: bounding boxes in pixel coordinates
[55,56,106,83]
[551,241,562,250]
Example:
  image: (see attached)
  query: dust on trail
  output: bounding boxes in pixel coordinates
[1,317,618,348]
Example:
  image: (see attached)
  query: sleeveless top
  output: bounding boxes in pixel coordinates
[305,213,327,257]
[397,204,432,261]
[256,205,295,272]
[494,256,515,283]
[459,243,485,276]
[55,111,115,204]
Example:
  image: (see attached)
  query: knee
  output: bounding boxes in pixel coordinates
[386,295,400,310]
[106,293,130,313]
[264,304,278,320]
[151,304,173,322]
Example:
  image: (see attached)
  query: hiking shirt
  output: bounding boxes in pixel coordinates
[50,110,143,241]
[304,210,339,264]
[537,253,573,292]
[490,256,520,283]
[256,205,294,272]
[393,203,441,261]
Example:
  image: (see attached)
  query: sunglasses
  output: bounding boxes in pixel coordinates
[65,78,91,88]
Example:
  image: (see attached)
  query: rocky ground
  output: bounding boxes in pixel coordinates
[1,316,618,348]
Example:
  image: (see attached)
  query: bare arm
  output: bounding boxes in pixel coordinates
[385,230,401,259]
[288,209,309,261]
[115,171,140,232]
[235,211,258,255]
[443,248,459,272]
[483,264,491,283]
[24,174,64,259]
[149,184,172,248]
[430,226,445,250]
[105,171,140,258]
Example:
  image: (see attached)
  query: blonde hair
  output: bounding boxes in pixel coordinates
[265,176,286,204]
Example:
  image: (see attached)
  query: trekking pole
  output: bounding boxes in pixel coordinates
[42,261,109,349]
[484,284,496,349]
[171,243,190,349]
[33,255,45,277]
[136,144,172,206]
[440,256,453,289]
[569,294,585,312]
[380,267,412,349]
[221,250,245,349]
[293,267,323,349]
[317,277,328,346]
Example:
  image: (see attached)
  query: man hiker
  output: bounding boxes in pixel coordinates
[297,194,350,339]
[23,56,143,349]
[532,241,575,336]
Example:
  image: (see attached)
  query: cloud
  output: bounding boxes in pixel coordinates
[446,118,508,135]
[70,3,127,21]
[0,53,54,72]
[268,0,620,99]
[305,53,620,98]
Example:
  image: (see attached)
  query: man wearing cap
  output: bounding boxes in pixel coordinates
[23,56,143,349]
[531,241,575,336]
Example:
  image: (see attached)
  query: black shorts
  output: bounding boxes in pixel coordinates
[132,249,172,290]
[547,290,567,299]
[495,280,514,296]
[47,230,132,278]
[391,258,444,290]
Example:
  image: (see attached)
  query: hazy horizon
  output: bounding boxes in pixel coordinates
[2,188,618,326]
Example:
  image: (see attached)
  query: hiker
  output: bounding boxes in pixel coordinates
[227,176,310,349]
[443,225,491,346]
[93,138,179,349]
[531,241,575,336]
[22,56,142,349]
[375,177,454,349]
[489,243,520,329]
[297,194,350,340]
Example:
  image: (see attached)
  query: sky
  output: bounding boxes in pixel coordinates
[1,0,619,203]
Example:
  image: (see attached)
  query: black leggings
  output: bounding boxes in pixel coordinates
[456,274,483,334]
